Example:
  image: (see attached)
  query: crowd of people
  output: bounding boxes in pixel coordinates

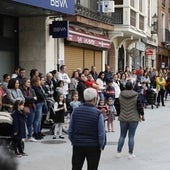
[0,64,170,159]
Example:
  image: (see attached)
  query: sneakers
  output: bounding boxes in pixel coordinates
[15,152,22,158]
[128,153,136,160]
[115,152,121,158]
[59,136,64,139]
[115,152,136,159]
[44,119,54,124]
[27,137,37,142]
[53,136,56,139]
[20,152,28,156]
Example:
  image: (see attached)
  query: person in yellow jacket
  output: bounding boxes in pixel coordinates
[156,72,166,106]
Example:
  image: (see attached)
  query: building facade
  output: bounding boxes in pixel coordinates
[0,0,75,79]
[1,0,169,80]
[157,0,170,70]
[0,0,115,79]
[108,0,158,73]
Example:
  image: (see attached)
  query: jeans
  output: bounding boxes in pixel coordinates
[72,146,101,170]
[165,89,170,99]
[33,102,43,134]
[98,92,105,101]
[27,107,35,138]
[117,121,138,154]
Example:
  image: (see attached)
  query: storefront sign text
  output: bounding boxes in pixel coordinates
[14,0,74,15]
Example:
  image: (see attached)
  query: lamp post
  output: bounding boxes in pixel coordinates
[151,13,158,34]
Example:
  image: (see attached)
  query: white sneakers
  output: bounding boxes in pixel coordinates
[27,137,37,142]
[128,153,136,160]
[115,152,136,159]
[115,152,121,158]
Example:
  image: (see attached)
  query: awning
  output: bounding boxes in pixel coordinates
[67,26,111,49]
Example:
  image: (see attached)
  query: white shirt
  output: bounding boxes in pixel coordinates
[58,72,71,95]
[96,78,106,92]
[112,82,121,98]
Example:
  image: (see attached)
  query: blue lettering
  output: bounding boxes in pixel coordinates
[51,0,68,8]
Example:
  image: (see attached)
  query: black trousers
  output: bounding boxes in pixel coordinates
[12,138,24,154]
[72,146,101,170]
[157,89,165,106]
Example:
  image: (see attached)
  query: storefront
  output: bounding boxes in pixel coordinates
[0,0,74,79]
[65,26,111,76]
[0,14,18,80]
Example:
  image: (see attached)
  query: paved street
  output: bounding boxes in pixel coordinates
[17,98,170,170]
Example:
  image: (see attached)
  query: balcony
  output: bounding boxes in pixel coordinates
[75,4,114,25]
[161,29,170,48]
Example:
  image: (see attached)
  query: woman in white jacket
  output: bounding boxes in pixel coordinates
[96,71,106,101]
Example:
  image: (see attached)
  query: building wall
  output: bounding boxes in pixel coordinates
[158,0,169,45]
[19,17,46,75]
[19,17,65,75]
[157,0,170,69]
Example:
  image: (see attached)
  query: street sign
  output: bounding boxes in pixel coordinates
[145,48,153,55]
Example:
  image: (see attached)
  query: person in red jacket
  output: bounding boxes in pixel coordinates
[85,73,99,92]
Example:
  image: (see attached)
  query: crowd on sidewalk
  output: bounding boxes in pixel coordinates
[0,64,170,158]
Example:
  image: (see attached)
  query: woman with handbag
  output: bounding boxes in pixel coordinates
[20,78,37,142]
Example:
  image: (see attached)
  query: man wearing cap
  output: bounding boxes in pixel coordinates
[68,88,106,170]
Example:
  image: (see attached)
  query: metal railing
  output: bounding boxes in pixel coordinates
[75,4,114,25]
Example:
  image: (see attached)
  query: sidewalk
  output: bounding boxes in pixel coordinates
[17,98,170,170]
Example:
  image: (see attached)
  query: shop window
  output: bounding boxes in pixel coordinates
[0,15,18,39]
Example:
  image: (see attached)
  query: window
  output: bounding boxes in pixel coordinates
[148,0,151,26]
[90,0,98,10]
[130,0,135,7]
[139,0,142,12]
[114,0,123,5]
[112,8,123,24]
[130,10,136,27]
[162,13,165,41]
[139,15,144,30]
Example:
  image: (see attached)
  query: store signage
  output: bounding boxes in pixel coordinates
[49,21,69,38]
[145,48,153,55]
[68,28,111,49]
[13,0,75,15]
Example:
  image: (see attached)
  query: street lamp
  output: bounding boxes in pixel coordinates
[151,13,158,34]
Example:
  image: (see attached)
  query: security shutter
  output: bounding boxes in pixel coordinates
[65,46,83,77]
[84,49,94,69]
[65,45,103,76]
[94,51,102,73]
